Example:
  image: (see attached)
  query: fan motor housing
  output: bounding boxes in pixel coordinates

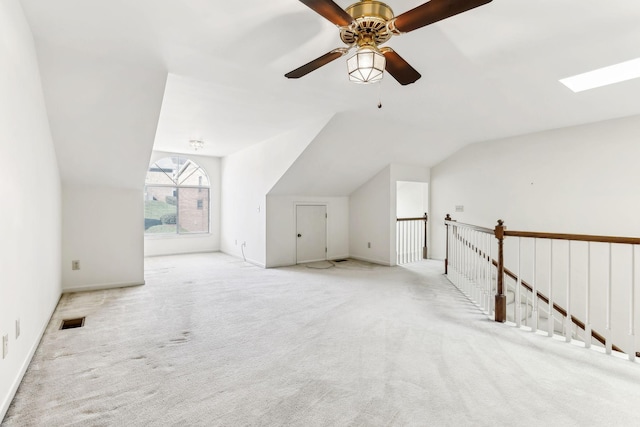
[340,1,395,46]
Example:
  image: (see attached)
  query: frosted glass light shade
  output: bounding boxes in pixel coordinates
[347,46,386,84]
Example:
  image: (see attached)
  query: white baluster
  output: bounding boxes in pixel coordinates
[481,232,486,312]
[531,239,538,332]
[400,222,404,264]
[585,242,591,348]
[450,226,455,280]
[398,222,401,264]
[404,222,407,263]
[409,221,412,263]
[515,237,521,328]
[484,232,489,313]
[474,231,482,307]
[397,222,401,264]
[410,221,414,262]
[470,229,475,298]
[565,242,572,343]
[489,232,494,316]
[408,221,411,263]
[463,228,468,293]
[403,222,407,264]
[456,227,461,287]
[548,240,554,338]
[477,231,481,304]
[405,222,409,264]
[419,221,423,262]
[413,221,420,261]
[396,222,399,264]
[416,221,420,262]
[629,245,636,362]
[463,228,467,289]
[453,227,458,284]
[606,243,613,355]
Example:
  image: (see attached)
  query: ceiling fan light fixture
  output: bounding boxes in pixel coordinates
[347,46,386,84]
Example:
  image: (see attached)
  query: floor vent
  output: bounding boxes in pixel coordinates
[60,317,85,330]
[333,259,348,263]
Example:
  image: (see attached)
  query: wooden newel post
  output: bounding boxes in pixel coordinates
[445,214,451,274]
[422,212,428,259]
[494,219,507,323]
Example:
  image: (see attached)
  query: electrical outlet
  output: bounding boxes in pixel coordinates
[72,260,80,270]
[2,334,8,359]
[16,319,20,339]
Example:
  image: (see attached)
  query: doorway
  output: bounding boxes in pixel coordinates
[296,205,327,264]
[396,181,429,264]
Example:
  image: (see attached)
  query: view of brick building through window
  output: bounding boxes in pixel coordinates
[144,156,210,234]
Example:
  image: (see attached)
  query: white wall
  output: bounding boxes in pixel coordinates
[144,151,221,257]
[28,31,167,293]
[430,114,640,259]
[62,187,143,292]
[33,32,166,291]
[349,164,430,266]
[221,119,331,267]
[0,0,61,419]
[349,166,393,265]
[266,196,349,267]
[396,182,428,218]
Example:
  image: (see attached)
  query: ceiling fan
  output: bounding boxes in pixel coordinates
[285,0,492,85]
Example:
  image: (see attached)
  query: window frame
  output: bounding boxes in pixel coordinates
[144,156,211,236]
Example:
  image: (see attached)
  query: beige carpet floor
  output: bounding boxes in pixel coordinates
[4,253,640,426]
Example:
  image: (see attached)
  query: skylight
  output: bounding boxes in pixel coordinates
[560,58,640,92]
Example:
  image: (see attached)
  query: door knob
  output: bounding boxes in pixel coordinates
[297,234,302,237]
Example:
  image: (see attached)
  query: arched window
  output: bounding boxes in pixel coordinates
[144,156,210,235]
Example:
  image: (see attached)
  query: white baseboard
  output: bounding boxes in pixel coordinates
[349,255,393,266]
[219,250,266,268]
[0,294,61,422]
[245,258,266,268]
[144,249,220,258]
[63,281,144,294]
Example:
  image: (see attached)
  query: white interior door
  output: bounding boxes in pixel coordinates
[296,205,327,264]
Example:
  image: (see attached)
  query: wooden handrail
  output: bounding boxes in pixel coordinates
[446,223,639,357]
[504,230,640,245]
[397,216,427,222]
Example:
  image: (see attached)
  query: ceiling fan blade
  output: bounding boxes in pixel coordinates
[298,0,355,27]
[285,49,349,79]
[392,0,492,34]
[381,48,421,85]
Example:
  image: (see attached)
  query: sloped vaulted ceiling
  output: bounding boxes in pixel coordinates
[19,0,640,188]
[34,43,167,189]
[269,111,450,196]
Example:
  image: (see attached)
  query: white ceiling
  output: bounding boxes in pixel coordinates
[20,0,640,163]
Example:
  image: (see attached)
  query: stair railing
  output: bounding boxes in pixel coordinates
[396,213,428,264]
[445,215,640,361]
[444,214,497,317]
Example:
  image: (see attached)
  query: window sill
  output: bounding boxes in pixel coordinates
[144,233,212,240]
